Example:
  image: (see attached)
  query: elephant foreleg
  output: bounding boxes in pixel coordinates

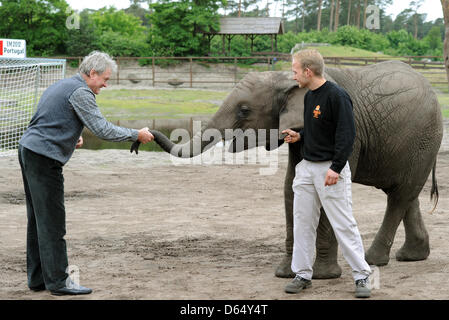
[396,198,430,261]
[274,156,296,278]
[312,209,342,279]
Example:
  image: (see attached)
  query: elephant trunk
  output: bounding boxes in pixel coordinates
[151,118,221,158]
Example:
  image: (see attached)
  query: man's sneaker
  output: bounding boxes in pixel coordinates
[355,277,371,298]
[284,275,312,294]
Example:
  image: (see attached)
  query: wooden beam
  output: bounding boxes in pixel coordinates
[222,35,225,55]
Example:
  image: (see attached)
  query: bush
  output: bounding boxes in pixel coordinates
[65,11,100,57]
[149,1,222,57]
[329,26,389,53]
[424,26,443,52]
[98,31,150,57]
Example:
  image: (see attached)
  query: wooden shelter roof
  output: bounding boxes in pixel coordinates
[207,17,284,35]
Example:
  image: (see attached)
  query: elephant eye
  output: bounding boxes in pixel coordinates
[238,105,251,119]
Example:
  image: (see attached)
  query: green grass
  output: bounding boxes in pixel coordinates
[82,127,172,152]
[272,45,393,71]
[438,97,449,118]
[96,89,229,121]
[432,85,449,118]
[307,45,392,58]
[437,94,449,107]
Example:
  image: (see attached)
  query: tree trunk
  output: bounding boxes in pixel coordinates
[334,0,340,31]
[356,0,361,28]
[347,0,352,25]
[302,0,306,32]
[296,11,299,33]
[329,0,335,31]
[414,14,418,39]
[363,0,368,28]
[282,0,285,19]
[317,0,323,31]
[441,0,449,89]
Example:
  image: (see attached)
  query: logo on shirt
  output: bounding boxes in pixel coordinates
[313,105,321,119]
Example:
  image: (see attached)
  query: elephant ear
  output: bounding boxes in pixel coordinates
[272,72,308,139]
[278,87,308,139]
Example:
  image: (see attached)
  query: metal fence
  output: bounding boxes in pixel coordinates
[57,55,446,88]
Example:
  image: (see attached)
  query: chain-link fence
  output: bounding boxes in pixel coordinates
[0,58,65,157]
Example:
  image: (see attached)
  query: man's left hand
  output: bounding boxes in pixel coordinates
[76,136,83,149]
[325,169,339,186]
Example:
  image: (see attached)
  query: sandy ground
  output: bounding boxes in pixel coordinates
[1,137,449,301]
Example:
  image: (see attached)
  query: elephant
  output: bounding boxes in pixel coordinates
[132,60,443,279]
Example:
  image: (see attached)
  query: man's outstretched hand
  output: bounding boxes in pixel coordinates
[138,127,154,144]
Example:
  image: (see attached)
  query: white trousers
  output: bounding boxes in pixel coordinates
[291,160,371,281]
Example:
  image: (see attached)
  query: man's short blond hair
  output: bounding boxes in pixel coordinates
[292,49,325,77]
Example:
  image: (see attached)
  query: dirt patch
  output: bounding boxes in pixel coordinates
[1,144,449,300]
[0,190,106,205]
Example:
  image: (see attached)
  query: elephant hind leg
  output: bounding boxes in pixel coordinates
[396,198,430,261]
[365,190,409,266]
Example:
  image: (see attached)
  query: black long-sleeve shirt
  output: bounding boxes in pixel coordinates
[298,80,355,174]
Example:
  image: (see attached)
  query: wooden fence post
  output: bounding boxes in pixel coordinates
[234,58,238,85]
[190,58,193,88]
[152,57,155,87]
[116,58,120,85]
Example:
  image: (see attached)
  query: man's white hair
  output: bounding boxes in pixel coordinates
[79,51,117,76]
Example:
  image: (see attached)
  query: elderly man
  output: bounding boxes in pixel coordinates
[18,51,154,296]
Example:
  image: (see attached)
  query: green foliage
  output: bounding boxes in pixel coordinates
[97,31,151,57]
[148,0,224,57]
[330,26,389,53]
[208,25,440,60]
[90,7,147,37]
[2,0,443,59]
[65,10,100,57]
[0,0,70,56]
[88,7,150,57]
[385,30,412,49]
[424,26,444,51]
[384,29,431,56]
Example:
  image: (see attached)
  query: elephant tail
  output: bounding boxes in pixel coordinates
[429,160,439,215]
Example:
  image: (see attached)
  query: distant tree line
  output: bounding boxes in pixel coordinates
[227,0,441,38]
[0,0,443,59]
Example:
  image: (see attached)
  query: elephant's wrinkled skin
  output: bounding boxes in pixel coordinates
[138,61,443,279]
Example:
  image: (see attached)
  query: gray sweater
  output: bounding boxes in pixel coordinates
[20,74,138,164]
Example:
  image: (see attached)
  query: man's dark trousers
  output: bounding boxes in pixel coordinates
[18,145,68,291]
